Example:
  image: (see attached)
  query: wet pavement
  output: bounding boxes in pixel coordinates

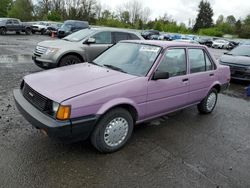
[0,35,250,188]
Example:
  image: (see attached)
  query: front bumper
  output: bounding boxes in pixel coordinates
[32,55,57,69]
[13,89,98,140]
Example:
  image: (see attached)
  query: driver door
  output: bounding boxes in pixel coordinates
[84,31,113,62]
[147,48,190,117]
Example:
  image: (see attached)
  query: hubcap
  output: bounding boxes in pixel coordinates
[104,117,129,147]
[206,92,217,111]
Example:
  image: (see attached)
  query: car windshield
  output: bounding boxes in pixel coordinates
[63,29,95,42]
[228,45,250,56]
[93,42,161,76]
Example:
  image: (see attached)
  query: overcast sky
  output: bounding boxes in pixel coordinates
[99,0,250,25]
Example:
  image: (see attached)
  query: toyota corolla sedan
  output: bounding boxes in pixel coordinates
[14,41,230,153]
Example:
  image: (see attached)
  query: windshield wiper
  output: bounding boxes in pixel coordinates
[103,64,127,73]
[89,61,102,66]
[62,38,71,41]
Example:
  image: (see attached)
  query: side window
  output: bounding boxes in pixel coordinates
[113,32,129,43]
[128,33,140,40]
[13,20,19,24]
[188,49,214,73]
[205,53,214,71]
[157,48,186,77]
[188,49,206,73]
[6,20,12,24]
[92,31,111,44]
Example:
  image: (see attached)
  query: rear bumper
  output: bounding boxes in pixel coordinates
[13,89,98,140]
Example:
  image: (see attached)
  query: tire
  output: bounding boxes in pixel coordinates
[25,28,31,35]
[16,31,21,35]
[197,88,218,114]
[0,27,7,35]
[59,55,82,67]
[91,108,134,153]
[41,29,45,35]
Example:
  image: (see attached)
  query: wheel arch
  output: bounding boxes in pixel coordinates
[96,99,139,123]
[57,52,86,66]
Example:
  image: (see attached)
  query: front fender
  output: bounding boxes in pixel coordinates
[96,98,140,116]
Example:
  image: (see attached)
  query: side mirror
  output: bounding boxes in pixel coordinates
[152,71,169,80]
[85,37,96,44]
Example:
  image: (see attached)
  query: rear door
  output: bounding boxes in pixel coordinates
[12,19,21,31]
[187,48,216,104]
[85,31,113,61]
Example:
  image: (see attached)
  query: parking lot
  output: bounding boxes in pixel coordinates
[0,34,250,187]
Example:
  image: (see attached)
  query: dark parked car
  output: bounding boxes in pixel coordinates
[0,18,32,35]
[14,41,230,153]
[219,45,250,81]
[141,30,160,39]
[226,41,239,50]
[46,22,63,36]
[198,38,213,47]
[57,20,89,38]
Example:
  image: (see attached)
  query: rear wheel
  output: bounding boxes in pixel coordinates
[59,55,82,67]
[0,27,7,35]
[41,29,45,35]
[91,108,134,153]
[197,88,218,114]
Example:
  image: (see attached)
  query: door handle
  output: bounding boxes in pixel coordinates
[182,78,189,82]
[209,73,214,76]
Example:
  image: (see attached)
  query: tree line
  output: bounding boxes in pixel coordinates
[0,0,250,38]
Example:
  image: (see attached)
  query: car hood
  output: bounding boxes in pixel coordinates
[38,39,74,48]
[24,63,137,103]
[220,55,250,66]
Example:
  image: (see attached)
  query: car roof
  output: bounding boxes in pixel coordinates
[90,27,143,37]
[121,40,203,48]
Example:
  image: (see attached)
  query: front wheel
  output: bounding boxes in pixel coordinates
[25,28,31,35]
[0,27,7,35]
[197,88,218,114]
[91,108,134,153]
[59,55,82,67]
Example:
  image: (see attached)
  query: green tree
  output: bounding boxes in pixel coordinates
[226,15,236,25]
[193,0,214,31]
[0,0,12,17]
[8,0,33,21]
[216,15,224,25]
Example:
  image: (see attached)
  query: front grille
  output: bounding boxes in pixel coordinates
[229,65,247,72]
[34,46,47,57]
[22,82,52,113]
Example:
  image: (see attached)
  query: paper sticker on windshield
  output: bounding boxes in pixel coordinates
[139,46,159,52]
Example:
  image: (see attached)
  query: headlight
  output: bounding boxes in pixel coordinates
[52,101,60,113]
[45,48,59,55]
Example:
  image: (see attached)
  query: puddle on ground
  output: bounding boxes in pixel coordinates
[0,54,32,64]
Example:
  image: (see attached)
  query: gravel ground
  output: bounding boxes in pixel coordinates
[0,34,250,188]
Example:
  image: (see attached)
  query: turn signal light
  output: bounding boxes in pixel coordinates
[56,105,71,120]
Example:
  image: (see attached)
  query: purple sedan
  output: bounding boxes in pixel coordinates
[14,41,230,153]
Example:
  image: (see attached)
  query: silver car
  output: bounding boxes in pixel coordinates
[32,28,144,69]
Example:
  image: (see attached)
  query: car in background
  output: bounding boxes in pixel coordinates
[212,39,229,49]
[57,20,89,38]
[149,34,160,40]
[198,37,213,47]
[0,18,32,35]
[226,40,239,50]
[174,39,200,44]
[158,34,172,41]
[141,30,160,39]
[31,21,51,35]
[46,22,63,36]
[219,45,250,81]
[32,28,144,69]
[14,40,230,153]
